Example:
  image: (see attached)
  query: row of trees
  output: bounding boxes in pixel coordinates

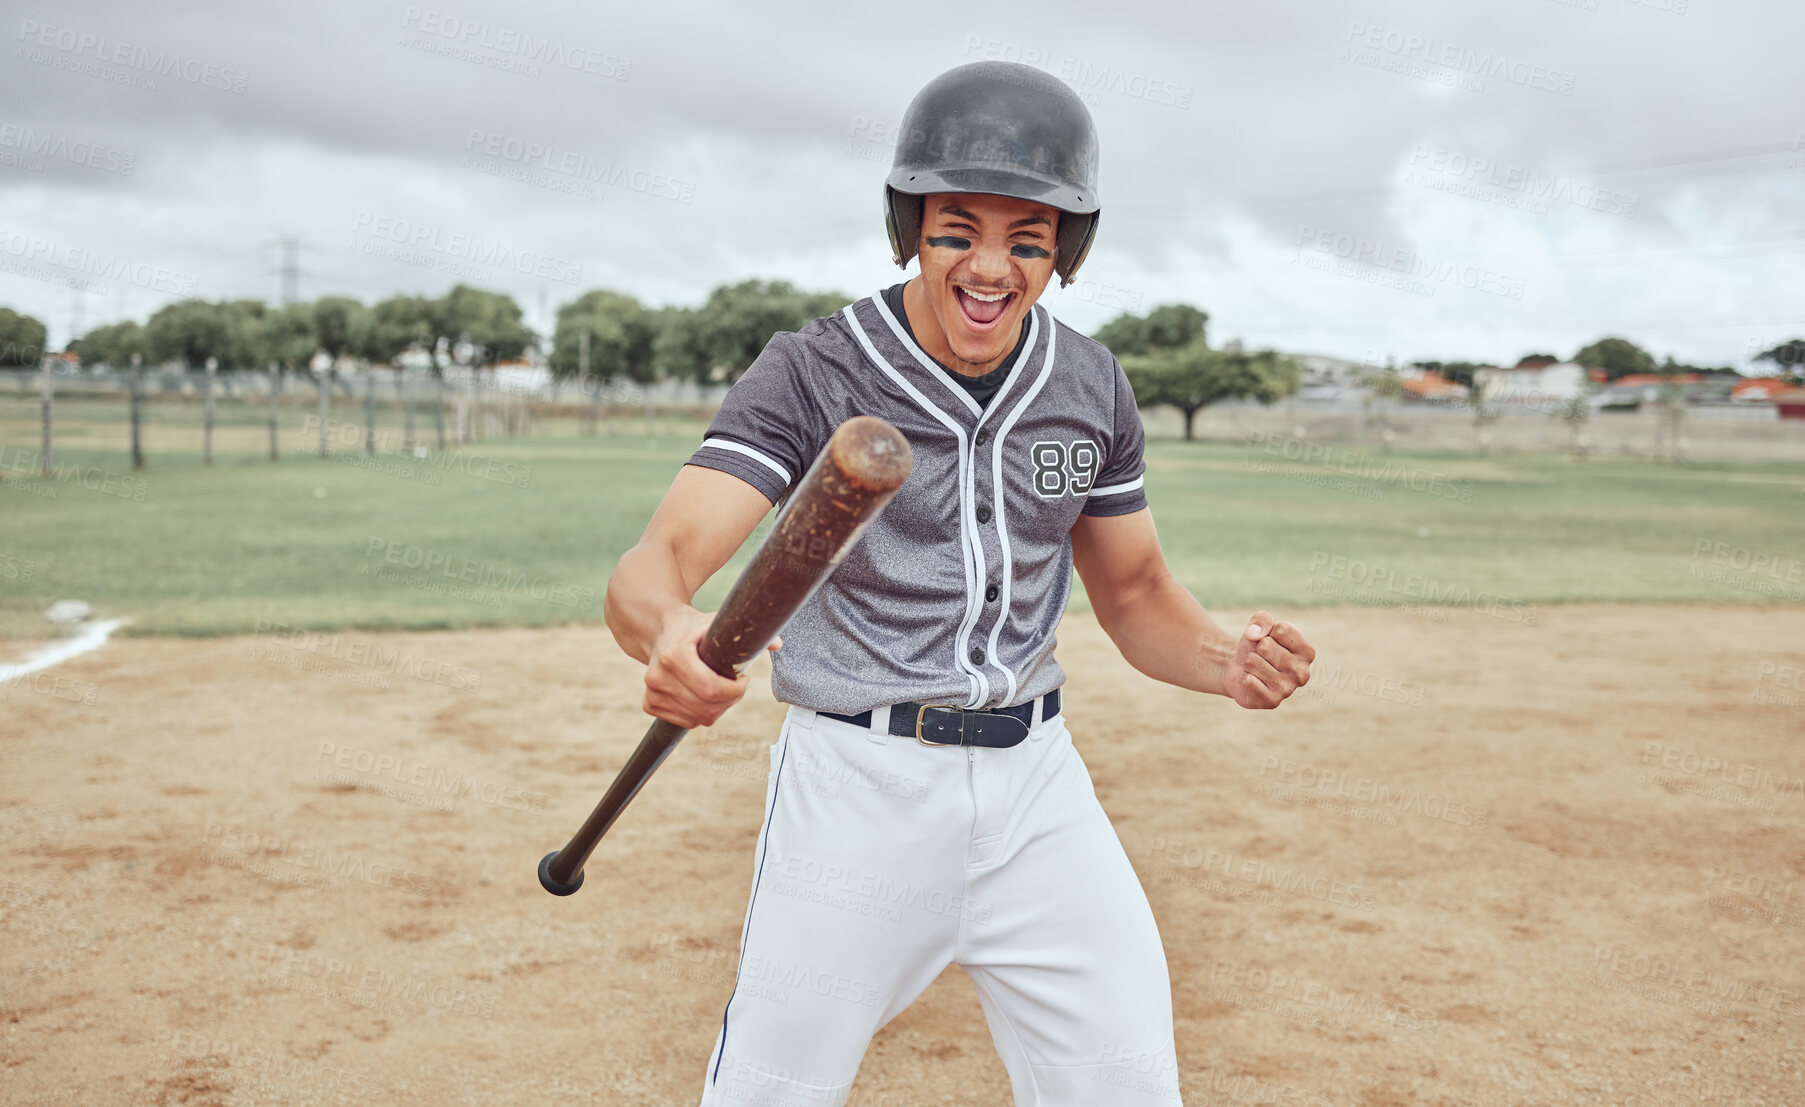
[69,286,535,379]
[1415,336,1805,387]
[39,280,850,386]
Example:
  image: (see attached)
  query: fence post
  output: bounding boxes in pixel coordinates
[364,369,375,456]
[318,366,332,458]
[203,356,217,466]
[39,352,52,477]
[434,371,446,451]
[401,368,415,454]
[129,352,144,470]
[268,360,281,460]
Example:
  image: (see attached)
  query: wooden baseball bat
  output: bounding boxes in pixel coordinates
[538,415,913,896]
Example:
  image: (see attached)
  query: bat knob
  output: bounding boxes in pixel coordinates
[538,850,585,897]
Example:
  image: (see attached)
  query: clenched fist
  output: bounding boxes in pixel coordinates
[1224,610,1314,710]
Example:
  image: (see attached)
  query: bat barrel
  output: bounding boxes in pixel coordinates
[538,416,912,897]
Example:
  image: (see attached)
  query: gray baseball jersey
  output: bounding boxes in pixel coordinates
[685,291,1148,715]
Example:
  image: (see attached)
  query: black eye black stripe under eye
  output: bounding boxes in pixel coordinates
[1011,245,1050,259]
[925,235,970,249]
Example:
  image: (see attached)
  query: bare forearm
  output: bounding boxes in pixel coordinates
[603,541,702,664]
[1089,571,1239,698]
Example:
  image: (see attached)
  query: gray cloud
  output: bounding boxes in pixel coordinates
[3,0,1801,369]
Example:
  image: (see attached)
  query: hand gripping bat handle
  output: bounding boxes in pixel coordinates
[539,416,913,896]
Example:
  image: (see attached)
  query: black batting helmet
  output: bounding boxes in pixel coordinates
[884,61,1101,287]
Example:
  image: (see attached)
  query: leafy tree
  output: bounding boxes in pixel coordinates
[1754,338,1804,380]
[220,299,269,368]
[1093,304,1208,358]
[256,304,318,370]
[683,280,850,382]
[365,295,441,366]
[145,300,237,369]
[438,284,533,366]
[651,305,710,382]
[1573,336,1656,381]
[311,296,372,362]
[0,307,48,367]
[1123,344,1301,440]
[72,320,145,368]
[550,290,656,382]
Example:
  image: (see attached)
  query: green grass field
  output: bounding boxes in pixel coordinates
[2,394,1803,638]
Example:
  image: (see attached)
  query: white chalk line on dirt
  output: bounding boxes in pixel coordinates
[0,618,130,683]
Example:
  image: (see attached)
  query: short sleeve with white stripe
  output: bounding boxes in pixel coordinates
[1080,359,1149,517]
[686,332,832,505]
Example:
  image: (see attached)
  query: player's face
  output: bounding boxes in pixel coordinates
[914,192,1059,371]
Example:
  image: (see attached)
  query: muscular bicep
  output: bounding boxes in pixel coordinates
[1070,507,1167,613]
[640,465,777,596]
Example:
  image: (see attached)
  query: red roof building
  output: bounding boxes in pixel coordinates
[1731,378,1793,402]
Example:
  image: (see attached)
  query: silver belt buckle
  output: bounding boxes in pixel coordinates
[915,704,960,747]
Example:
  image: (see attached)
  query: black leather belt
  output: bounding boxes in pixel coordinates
[819,689,1060,749]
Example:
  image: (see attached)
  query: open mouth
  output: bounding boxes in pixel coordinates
[954,286,1015,331]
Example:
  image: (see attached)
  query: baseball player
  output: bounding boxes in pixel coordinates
[604,61,1315,1106]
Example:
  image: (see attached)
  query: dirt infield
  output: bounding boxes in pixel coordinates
[4,604,1803,1105]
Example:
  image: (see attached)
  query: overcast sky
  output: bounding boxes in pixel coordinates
[3,0,1801,371]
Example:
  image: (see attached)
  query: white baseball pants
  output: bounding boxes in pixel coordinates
[695,703,1182,1106]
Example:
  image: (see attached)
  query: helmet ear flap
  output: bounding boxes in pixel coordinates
[885,188,923,270]
[1055,212,1099,287]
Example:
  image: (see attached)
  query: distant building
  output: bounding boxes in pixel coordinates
[1475,362,1586,406]
[1732,378,1793,403]
[1776,390,1805,420]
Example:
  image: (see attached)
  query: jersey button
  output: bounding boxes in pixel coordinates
[976,505,992,524]
[985,584,999,602]
[969,647,986,665]
[976,428,990,445]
